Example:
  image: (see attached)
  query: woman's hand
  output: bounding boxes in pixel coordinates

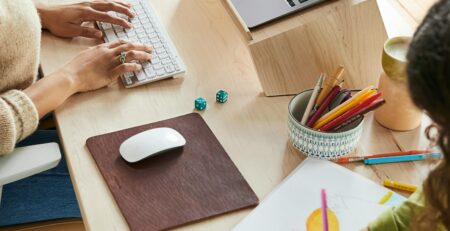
[36,1,135,39]
[24,40,152,117]
[64,40,153,92]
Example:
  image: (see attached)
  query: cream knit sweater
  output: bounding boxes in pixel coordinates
[0,0,41,155]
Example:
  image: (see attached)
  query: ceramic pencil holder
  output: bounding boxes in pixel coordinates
[288,90,364,160]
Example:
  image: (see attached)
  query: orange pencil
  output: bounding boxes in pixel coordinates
[315,66,345,108]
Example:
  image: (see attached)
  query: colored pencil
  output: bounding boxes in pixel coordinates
[307,85,341,127]
[331,114,363,132]
[313,87,376,129]
[329,90,351,110]
[336,150,431,164]
[321,189,329,231]
[315,66,345,108]
[301,74,325,125]
[363,153,442,165]
[330,100,385,132]
[319,93,382,131]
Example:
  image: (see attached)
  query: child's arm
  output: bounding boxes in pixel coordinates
[368,188,425,231]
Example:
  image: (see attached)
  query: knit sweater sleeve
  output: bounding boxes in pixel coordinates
[0,89,39,155]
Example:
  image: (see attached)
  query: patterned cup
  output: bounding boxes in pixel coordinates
[288,90,364,159]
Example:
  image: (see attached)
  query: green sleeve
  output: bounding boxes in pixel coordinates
[369,188,425,231]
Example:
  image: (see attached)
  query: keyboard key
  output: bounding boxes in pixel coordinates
[102,23,112,30]
[135,70,147,81]
[153,63,164,70]
[142,62,151,68]
[156,48,165,54]
[135,27,145,34]
[159,53,169,59]
[156,69,166,76]
[123,76,133,85]
[151,58,160,64]
[153,42,162,48]
[104,30,118,42]
[162,58,171,65]
[145,68,156,78]
[124,72,134,78]
[165,64,175,73]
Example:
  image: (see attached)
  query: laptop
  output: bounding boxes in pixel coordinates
[231,0,329,28]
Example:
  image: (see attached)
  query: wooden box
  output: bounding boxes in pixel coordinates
[225,0,388,96]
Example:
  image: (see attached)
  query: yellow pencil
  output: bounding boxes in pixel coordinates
[315,66,345,108]
[378,191,393,204]
[383,179,417,193]
[313,87,376,129]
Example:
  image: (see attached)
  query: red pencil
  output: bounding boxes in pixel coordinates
[336,150,432,163]
[319,93,382,131]
[306,86,341,127]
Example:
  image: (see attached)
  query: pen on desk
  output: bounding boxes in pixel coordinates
[306,85,341,127]
[336,150,432,163]
[363,153,442,165]
[301,74,325,125]
[315,66,345,108]
[319,93,382,131]
[383,179,417,193]
[321,189,329,231]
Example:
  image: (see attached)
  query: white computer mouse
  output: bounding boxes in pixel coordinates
[119,127,186,163]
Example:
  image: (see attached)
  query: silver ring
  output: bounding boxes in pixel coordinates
[119,51,127,64]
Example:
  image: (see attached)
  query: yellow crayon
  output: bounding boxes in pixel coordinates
[313,87,376,129]
[383,179,417,193]
[378,191,393,204]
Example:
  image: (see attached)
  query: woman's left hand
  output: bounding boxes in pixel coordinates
[37,1,135,39]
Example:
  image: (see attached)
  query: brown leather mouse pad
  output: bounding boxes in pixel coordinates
[86,113,259,231]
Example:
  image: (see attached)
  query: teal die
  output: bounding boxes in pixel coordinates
[195,97,207,111]
[216,90,228,103]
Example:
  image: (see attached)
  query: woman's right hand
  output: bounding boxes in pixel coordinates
[62,40,152,93]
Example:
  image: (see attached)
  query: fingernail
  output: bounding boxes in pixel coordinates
[96,31,103,38]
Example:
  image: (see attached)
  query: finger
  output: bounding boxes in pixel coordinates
[111,63,142,77]
[124,50,152,63]
[83,9,132,28]
[106,39,128,48]
[113,42,153,54]
[112,1,131,8]
[90,1,135,18]
[71,25,103,39]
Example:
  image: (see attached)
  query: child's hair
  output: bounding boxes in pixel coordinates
[407,0,450,229]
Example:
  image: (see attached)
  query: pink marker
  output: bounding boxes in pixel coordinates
[321,189,329,231]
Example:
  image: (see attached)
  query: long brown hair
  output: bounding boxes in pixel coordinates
[407,0,450,229]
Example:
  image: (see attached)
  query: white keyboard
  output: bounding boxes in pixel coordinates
[97,0,186,88]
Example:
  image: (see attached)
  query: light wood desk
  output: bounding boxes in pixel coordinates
[40,0,437,230]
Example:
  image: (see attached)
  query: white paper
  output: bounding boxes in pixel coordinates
[233,158,406,231]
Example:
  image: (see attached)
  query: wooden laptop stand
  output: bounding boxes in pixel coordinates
[225,0,388,96]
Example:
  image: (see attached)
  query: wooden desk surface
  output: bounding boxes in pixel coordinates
[40,0,437,230]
